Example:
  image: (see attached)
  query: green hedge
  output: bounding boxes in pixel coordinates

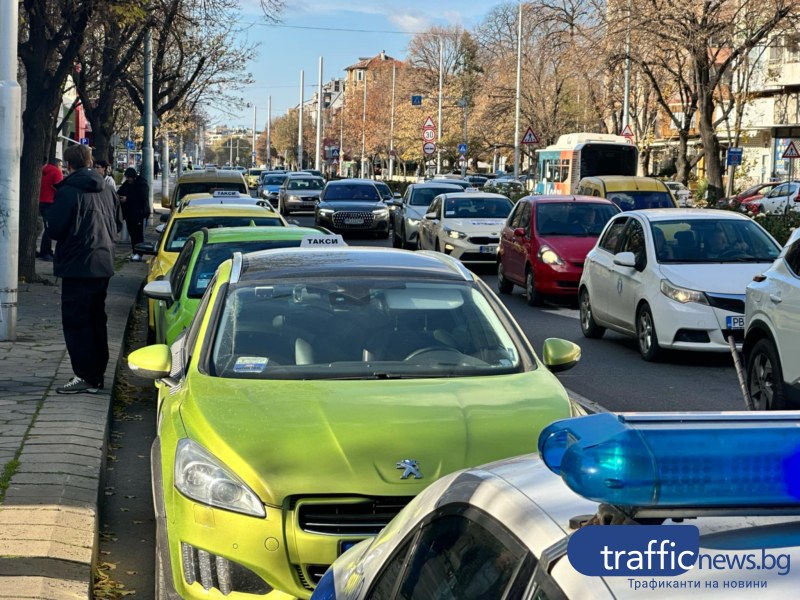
[717,202,800,245]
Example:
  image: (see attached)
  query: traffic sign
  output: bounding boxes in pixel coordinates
[251,151,256,158]
[411,95,423,106]
[458,143,467,154]
[726,148,743,166]
[423,142,436,156]
[423,129,436,142]
[620,124,634,138]
[331,148,340,158]
[521,127,539,145]
[79,138,89,145]
[126,140,135,150]
[782,141,800,160]
[422,116,435,130]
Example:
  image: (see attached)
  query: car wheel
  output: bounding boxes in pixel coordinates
[436,239,443,253]
[579,288,605,339]
[636,304,662,361]
[392,222,403,248]
[377,229,390,240]
[524,268,543,307]
[747,338,788,410]
[497,260,514,294]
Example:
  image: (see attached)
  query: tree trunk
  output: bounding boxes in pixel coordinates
[695,55,724,201]
[675,130,691,186]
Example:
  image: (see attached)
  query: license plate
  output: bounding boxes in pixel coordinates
[479,246,497,254]
[726,316,745,329]
[344,218,364,225]
[339,540,364,555]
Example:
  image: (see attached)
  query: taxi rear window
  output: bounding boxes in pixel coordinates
[165,217,283,252]
[177,182,247,201]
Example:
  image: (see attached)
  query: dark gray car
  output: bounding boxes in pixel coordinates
[315,179,390,238]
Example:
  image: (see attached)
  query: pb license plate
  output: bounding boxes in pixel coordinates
[344,218,364,225]
[480,246,497,254]
[726,316,745,329]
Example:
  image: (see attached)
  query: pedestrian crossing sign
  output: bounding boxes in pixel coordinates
[521,127,539,144]
[783,141,800,159]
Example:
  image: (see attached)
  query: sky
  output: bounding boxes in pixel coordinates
[214,0,495,129]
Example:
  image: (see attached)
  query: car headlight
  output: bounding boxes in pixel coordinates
[372,208,389,217]
[538,245,564,265]
[288,195,301,202]
[406,217,420,226]
[445,227,467,239]
[318,208,334,216]
[660,279,709,305]
[174,439,265,517]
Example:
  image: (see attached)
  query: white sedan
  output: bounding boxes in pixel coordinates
[416,192,513,263]
[579,209,781,360]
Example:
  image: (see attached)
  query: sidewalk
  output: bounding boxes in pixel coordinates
[0,242,147,599]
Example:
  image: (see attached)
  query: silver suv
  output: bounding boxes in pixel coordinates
[744,229,800,409]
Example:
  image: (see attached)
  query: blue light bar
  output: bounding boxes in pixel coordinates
[537,412,800,507]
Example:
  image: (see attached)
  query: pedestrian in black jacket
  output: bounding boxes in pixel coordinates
[117,167,150,260]
[47,144,123,394]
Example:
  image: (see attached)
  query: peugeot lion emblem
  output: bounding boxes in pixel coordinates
[396,459,422,480]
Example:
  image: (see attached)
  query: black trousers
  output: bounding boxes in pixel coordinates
[61,277,110,386]
[39,202,54,257]
[125,217,144,252]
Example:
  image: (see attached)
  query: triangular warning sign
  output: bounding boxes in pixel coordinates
[783,141,800,159]
[422,116,435,130]
[521,127,539,144]
[621,124,634,137]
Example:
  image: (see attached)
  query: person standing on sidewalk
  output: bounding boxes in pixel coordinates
[47,144,122,395]
[38,158,63,261]
[117,167,150,261]
[94,159,117,192]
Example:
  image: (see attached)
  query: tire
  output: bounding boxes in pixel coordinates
[636,304,662,361]
[747,338,788,410]
[524,268,543,307]
[377,229,390,240]
[579,288,605,339]
[497,260,514,294]
[392,221,403,248]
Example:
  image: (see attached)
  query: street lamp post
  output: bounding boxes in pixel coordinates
[513,1,523,180]
[437,36,443,175]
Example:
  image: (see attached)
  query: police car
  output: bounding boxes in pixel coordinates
[313,412,800,599]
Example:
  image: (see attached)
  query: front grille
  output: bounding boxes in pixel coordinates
[181,542,272,596]
[468,236,499,245]
[297,497,412,536]
[294,565,313,591]
[721,328,745,343]
[332,211,375,229]
[706,293,745,314]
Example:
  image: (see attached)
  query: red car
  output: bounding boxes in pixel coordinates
[717,182,779,209]
[497,195,620,305]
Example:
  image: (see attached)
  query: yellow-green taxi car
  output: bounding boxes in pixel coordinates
[146,226,339,345]
[138,204,284,334]
[246,168,265,189]
[128,247,582,599]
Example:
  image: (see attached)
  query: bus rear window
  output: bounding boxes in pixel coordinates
[580,144,638,177]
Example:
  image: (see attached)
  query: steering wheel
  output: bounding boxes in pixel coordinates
[718,247,745,259]
[403,346,460,361]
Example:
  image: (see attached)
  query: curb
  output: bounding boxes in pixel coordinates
[0,252,145,599]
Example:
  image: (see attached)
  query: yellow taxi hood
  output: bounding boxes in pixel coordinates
[178,372,571,506]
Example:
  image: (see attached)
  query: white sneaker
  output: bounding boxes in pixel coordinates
[131,254,142,262]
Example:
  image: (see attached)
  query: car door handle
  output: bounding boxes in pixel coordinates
[769,293,782,304]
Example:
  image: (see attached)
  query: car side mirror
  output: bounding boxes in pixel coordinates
[613,251,637,268]
[127,344,172,379]
[513,227,526,237]
[134,241,158,255]
[542,338,581,373]
[143,279,173,302]
[159,213,170,223]
[424,212,437,220]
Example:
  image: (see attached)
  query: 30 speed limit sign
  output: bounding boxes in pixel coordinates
[422,129,436,142]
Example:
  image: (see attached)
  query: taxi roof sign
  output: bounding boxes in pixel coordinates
[300,234,346,247]
[214,190,244,197]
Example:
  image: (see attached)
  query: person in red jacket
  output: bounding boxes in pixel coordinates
[38,158,63,261]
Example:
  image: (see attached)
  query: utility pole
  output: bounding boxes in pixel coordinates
[229,135,233,166]
[143,29,154,213]
[266,96,272,169]
[251,104,257,167]
[315,56,323,171]
[513,1,523,180]
[161,96,169,203]
[389,62,396,179]
[0,0,21,340]
[339,107,344,177]
[623,0,631,129]
[437,36,443,175]
[298,70,305,169]
[460,98,468,178]
[361,73,368,177]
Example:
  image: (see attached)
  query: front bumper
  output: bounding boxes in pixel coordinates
[651,293,744,352]
[441,238,499,263]
[285,196,320,212]
[533,260,584,296]
[316,211,390,233]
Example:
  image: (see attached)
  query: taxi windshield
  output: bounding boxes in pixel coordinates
[443,197,512,219]
[165,217,283,252]
[188,239,306,298]
[209,279,523,380]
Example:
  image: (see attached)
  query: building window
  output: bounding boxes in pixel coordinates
[356,70,364,81]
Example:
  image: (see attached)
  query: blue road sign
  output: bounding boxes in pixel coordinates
[331,148,340,158]
[126,140,135,150]
[458,143,467,154]
[727,148,743,166]
[411,95,423,106]
[79,138,89,145]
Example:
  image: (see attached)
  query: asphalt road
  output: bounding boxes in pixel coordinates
[288,211,746,413]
